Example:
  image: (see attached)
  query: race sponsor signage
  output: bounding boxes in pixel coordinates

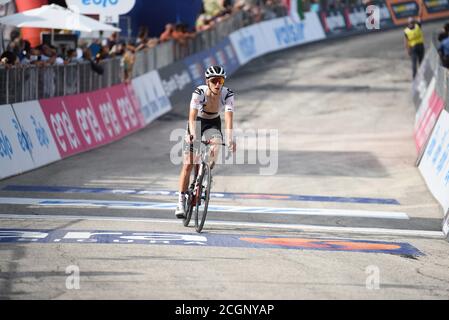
[0,104,36,179]
[385,0,449,25]
[418,109,449,213]
[39,83,144,159]
[158,60,193,104]
[11,101,61,168]
[422,0,449,14]
[132,70,172,125]
[211,37,241,77]
[184,50,217,87]
[346,3,394,31]
[259,12,325,51]
[229,23,268,65]
[318,9,348,35]
[65,0,135,24]
[414,78,445,163]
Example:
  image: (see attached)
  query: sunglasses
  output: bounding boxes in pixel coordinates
[209,77,225,85]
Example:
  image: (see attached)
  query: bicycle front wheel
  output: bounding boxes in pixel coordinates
[194,164,211,233]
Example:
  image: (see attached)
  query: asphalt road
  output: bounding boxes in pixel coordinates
[1,21,449,300]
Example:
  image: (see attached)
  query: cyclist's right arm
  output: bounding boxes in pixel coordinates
[188,108,198,142]
[188,87,203,142]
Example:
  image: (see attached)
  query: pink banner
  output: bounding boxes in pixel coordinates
[414,90,445,157]
[39,83,144,159]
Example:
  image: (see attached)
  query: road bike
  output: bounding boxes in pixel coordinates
[183,139,226,233]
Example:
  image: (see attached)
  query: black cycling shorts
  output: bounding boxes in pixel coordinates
[183,116,223,154]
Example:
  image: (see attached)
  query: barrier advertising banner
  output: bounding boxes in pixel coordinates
[184,49,218,87]
[385,0,449,25]
[418,109,449,213]
[40,83,144,159]
[210,37,241,77]
[158,60,194,109]
[229,23,269,65]
[259,12,326,51]
[0,104,36,179]
[414,78,445,162]
[132,70,172,125]
[12,101,61,168]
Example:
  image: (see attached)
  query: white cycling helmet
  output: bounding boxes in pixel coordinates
[205,65,227,79]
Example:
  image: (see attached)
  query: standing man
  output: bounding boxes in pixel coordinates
[404,17,425,79]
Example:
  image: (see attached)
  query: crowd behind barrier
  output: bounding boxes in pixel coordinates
[0,0,288,104]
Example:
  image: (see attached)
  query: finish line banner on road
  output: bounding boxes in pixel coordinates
[0,229,424,256]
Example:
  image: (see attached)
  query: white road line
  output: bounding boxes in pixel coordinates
[0,197,409,219]
[0,214,443,238]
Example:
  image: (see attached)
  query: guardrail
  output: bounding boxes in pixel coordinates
[412,30,449,236]
[0,57,123,104]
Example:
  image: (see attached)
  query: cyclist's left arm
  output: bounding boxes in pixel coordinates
[224,90,236,152]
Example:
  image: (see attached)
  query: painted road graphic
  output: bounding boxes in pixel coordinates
[3,185,400,205]
[0,197,409,219]
[0,229,423,256]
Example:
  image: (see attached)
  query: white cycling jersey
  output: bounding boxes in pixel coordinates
[190,85,234,119]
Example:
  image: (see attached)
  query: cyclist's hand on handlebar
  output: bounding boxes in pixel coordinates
[185,133,196,143]
[227,140,236,153]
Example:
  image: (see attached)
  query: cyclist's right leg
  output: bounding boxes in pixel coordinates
[175,155,194,218]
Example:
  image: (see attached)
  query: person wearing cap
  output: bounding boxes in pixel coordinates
[404,16,425,78]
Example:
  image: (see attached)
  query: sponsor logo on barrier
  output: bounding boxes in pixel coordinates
[132,71,172,125]
[161,71,191,98]
[0,105,37,179]
[320,10,347,33]
[238,35,256,60]
[419,110,449,212]
[0,128,13,160]
[274,19,305,46]
[40,84,144,158]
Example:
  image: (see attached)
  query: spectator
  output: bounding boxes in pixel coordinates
[82,47,104,75]
[65,49,79,64]
[160,23,175,42]
[0,51,18,66]
[203,0,226,17]
[438,31,449,68]
[196,11,214,32]
[122,43,135,82]
[110,41,126,57]
[135,26,149,51]
[106,32,119,50]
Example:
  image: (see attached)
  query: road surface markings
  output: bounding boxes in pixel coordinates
[0,197,409,219]
[0,228,424,256]
[3,185,400,205]
[0,214,443,238]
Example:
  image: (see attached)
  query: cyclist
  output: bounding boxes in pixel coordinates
[175,65,236,219]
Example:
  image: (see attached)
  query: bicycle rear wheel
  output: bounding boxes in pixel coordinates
[194,163,211,233]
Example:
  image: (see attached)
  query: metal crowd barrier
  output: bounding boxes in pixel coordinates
[0,5,288,104]
[0,57,123,104]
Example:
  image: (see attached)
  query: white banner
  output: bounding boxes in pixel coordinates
[229,12,325,66]
[12,101,62,168]
[0,104,36,180]
[132,70,172,126]
[259,12,325,51]
[229,23,269,65]
[418,109,449,213]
